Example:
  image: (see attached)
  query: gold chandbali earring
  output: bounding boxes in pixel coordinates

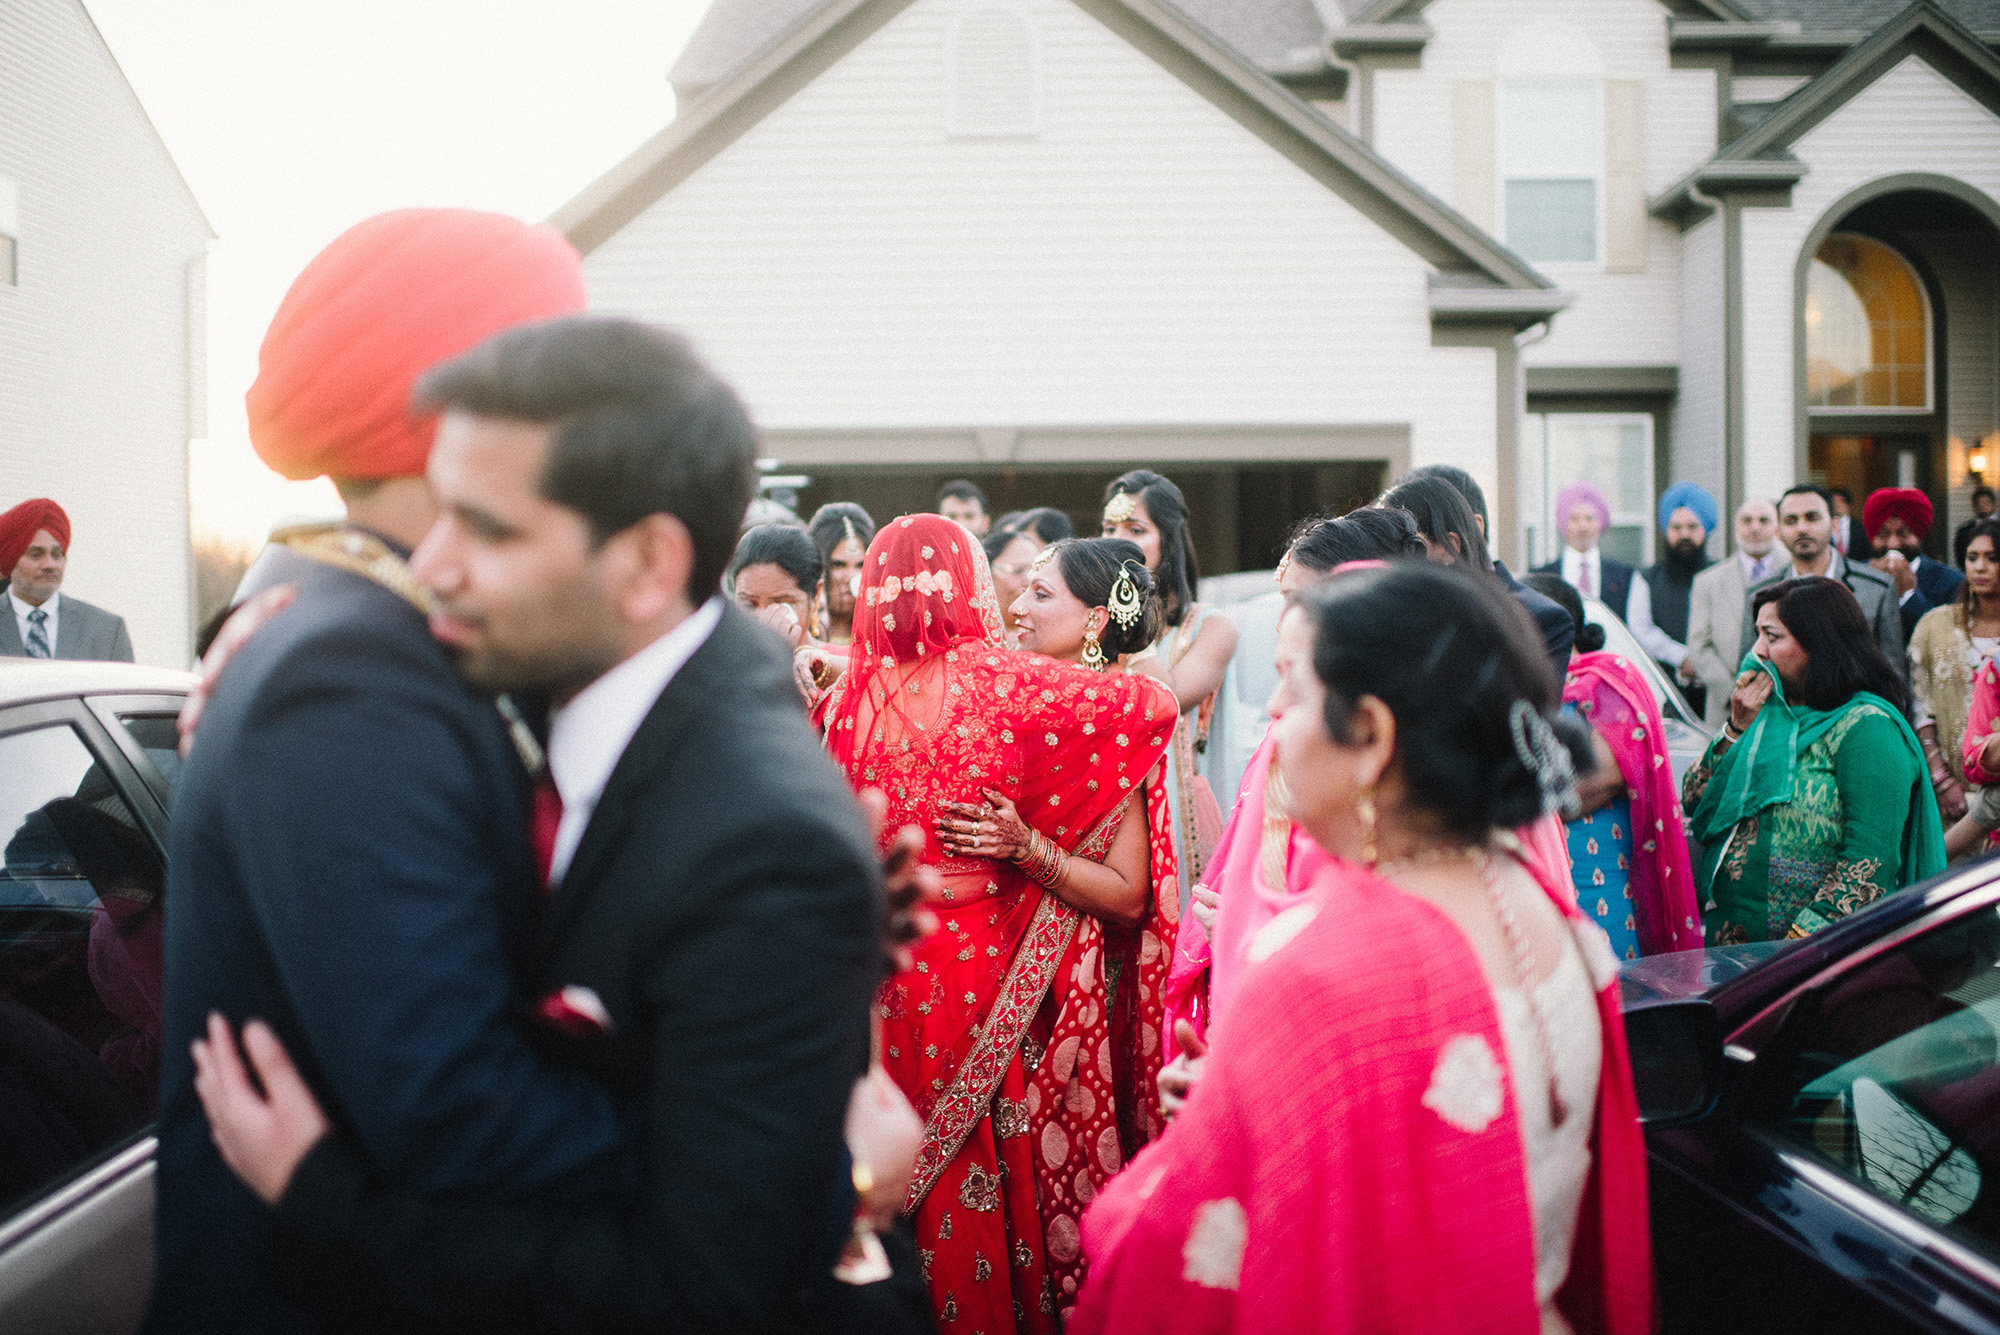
[1107,562,1145,633]
[1355,781,1378,868]
[1082,623,1107,671]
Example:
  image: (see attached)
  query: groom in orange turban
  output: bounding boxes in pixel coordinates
[146,209,633,1334]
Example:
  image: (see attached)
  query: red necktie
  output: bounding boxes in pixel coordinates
[531,769,563,889]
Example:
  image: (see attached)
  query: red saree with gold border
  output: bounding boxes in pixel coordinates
[815,515,1180,1331]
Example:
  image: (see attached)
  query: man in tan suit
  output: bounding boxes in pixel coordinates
[1683,497,1780,729]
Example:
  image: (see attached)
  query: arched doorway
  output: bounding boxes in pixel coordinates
[1796,179,2000,559]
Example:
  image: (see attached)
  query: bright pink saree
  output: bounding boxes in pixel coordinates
[1071,852,1656,1335]
[815,515,1181,1330]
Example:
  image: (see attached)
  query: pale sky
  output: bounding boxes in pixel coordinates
[82,0,718,548]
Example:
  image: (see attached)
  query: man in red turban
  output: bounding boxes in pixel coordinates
[1865,485,1963,640]
[0,497,132,660]
[148,209,626,1333]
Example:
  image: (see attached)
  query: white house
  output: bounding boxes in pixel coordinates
[555,0,2000,574]
[0,0,212,665]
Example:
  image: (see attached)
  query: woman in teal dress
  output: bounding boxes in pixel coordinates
[1683,576,1945,943]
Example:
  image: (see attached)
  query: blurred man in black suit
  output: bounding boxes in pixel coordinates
[188,317,900,1334]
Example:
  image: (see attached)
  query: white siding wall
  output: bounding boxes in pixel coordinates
[0,0,208,666]
[1733,75,1810,103]
[1371,0,1714,368]
[1674,212,1726,506]
[586,0,1500,493]
[1739,55,2000,503]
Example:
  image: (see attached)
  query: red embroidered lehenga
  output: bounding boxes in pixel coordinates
[815,515,1181,1331]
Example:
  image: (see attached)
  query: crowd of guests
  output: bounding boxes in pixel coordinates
[86,205,2000,1335]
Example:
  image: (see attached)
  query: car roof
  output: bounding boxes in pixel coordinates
[0,660,195,707]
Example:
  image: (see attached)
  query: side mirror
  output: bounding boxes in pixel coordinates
[1624,997,1724,1127]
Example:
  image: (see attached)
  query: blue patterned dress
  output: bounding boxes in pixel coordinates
[1569,798,1639,960]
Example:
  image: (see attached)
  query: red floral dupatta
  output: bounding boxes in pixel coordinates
[816,515,1180,1330]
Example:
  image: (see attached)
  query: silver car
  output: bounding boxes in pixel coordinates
[0,660,193,1335]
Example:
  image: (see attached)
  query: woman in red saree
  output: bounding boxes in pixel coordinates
[1073,563,1654,1335]
[815,516,1180,1331]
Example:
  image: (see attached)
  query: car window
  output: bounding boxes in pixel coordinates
[0,722,162,1219]
[115,712,184,802]
[1764,905,2000,1248]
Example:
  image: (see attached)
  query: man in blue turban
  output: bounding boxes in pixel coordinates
[1632,482,1717,712]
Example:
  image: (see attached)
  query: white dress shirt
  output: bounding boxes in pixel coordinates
[544,596,724,884]
[1624,578,1687,667]
[9,588,59,655]
[1559,546,1602,599]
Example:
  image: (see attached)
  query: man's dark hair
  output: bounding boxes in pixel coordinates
[1104,470,1198,627]
[1976,487,1996,505]
[1751,576,1908,713]
[1379,474,1493,574]
[416,316,757,601]
[937,479,988,512]
[1402,463,1489,530]
[1287,505,1427,573]
[1016,506,1074,545]
[728,522,822,593]
[1829,487,1854,505]
[1780,483,1833,513]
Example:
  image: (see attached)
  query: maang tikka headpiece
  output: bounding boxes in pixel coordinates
[1108,561,1145,629]
[1103,490,1138,525]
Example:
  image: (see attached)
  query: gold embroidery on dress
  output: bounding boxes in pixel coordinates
[959,1163,1002,1213]
[1013,1238,1033,1268]
[993,1097,1029,1139]
[938,1210,952,1238]
[1720,815,1758,882]
[974,1253,993,1282]
[1814,856,1886,918]
[1260,763,1290,894]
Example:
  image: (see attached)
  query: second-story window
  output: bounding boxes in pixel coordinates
[1500,80,1601,264]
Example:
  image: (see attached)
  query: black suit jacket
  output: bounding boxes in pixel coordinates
[1496,561,1575,685]
[266,603,886,1334]
[147,544,627,1334]
[1900,556,1964,641]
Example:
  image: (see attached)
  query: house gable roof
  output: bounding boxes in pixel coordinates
[1652,0,2000,217]
[554,0,1564,324]
[73,0,214,239]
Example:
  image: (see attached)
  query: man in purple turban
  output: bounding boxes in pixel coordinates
[1534,479,1636,621]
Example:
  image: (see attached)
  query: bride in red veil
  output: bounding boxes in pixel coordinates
[815,515,1179,1331]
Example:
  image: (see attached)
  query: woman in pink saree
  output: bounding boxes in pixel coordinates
[814,515,1180,1331]
[1073,563,1654,1335]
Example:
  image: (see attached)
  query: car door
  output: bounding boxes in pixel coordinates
[0,694,178,1335]
[1655,889,2000,1334]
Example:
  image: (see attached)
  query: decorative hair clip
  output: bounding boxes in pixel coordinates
[1108,561,1145,629]
[1103,490,1138,524]
[1508,701,1579,819]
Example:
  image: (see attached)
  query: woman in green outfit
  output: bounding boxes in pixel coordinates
[1684,576,1945,944]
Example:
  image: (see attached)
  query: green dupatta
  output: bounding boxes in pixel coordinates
[1688,656,1945,897]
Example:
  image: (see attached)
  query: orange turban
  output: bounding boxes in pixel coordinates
[0,499,69,573]
[1862,487,1933,541]
[247,209,587,481]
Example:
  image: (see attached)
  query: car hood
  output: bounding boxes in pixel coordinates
[1618,941,1791,1006]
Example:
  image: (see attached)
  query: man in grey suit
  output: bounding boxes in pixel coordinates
[1685,497,1780,729]
[0,497,134,662]
[1742,484,1903,687]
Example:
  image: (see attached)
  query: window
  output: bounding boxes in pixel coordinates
[1521,413,1654,567]
[1501,81,1601,263]
[1763,904,2000,1252]
[1807,233,1930,411]
[945,7,1040,138]
[0,723,162,1216]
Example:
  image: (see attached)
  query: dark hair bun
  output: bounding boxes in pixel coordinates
[1053,538,1162,658]
[1576,623,1606,653]
[1303,563,1572,835]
